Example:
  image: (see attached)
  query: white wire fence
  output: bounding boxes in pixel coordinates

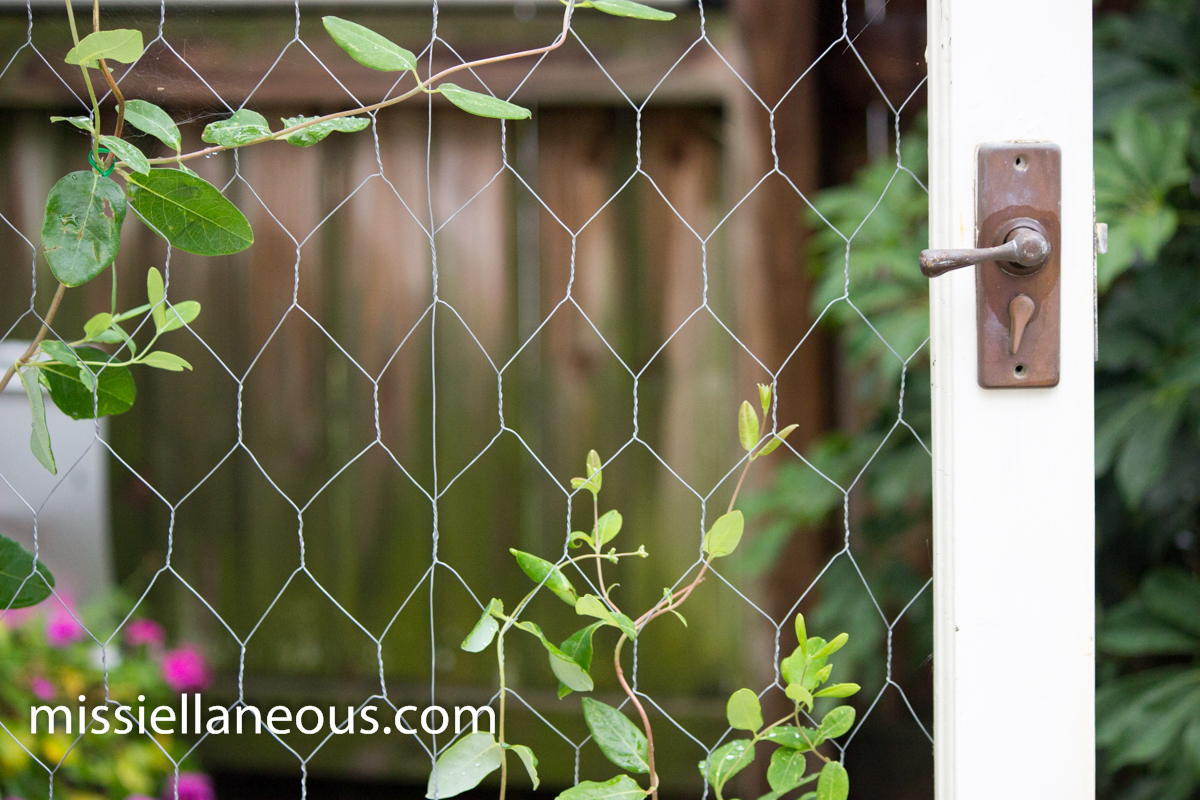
[0,0,932,797]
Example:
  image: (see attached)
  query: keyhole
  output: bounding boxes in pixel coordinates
[1014,155,1027,170]
[1013,363,1028,378]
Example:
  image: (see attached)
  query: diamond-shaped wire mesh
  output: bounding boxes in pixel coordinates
[0,0,932,797]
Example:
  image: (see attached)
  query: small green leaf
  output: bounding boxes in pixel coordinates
[816,761,848,800]
[756,424,799,458]
[812,633,848,659]
[40,340,80,369]
[763,725,822,752]
[595,510,623,547]
[586,0,675,20]
[557,622,602,698]
[146,266,166,330]
[425,732,503,799]
[767,747,817,794]
[202,109,272,147]
[177,164,199,178]
[814,683,860,699]
[41,171,127,287]
[64,29,144,66]
[20,369,55,474]
[83,312,113,341]
[123,99,181,150]
[139,351,192,371]
[570,531,594,549]
[557,775,645,800]
[51,115,94,132]
[795,614,808,654]
[583,698,650,774]
[703,510,744,558]
[99,135,150,175]
[726,689,763,732]
[281,115,370,147]
[547,645,594,692]
[510,549,578,606]
[126,169,254,256]
[813,664,832,685]
[439,84,531,120]
[576,594,637,640]
[758,384,771,418]
[739,400,760,452]
[161,300,201,333]
[323,16,417,72]
[40,346,135,420]
[506,744,539,790]
[0,534,56,609]
[461,599,502,652]
[814,707,855,741]
[785,683,814,707]
[700,740,755,790]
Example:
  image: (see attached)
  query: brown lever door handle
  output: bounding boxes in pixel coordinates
[919,227,1052,278]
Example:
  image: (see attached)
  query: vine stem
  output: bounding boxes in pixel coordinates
[613,634,658,800]
[497,634,508,800]
[146,1,576,166]
[0,284,67,394]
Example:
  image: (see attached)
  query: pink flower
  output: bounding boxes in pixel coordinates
[124,619,166,648]
[30,677,55,701]
[161,646,212,693]
[44,604,85,648]
[0,606,37,629]
[162,773,215,800]
[127,796,156,800]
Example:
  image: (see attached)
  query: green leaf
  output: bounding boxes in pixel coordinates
[814,707,855,741]
[20,369,55,474]
[739,400,760,452]
[576,594,637,640]
[703,510,744,558]
[556,775,645,800]
[795,614,808,654]
[41,341,96,393]
[147,266,166,330]
[586,449,603,485]
[123,99,181,150]
[813,683,860,699]
[161,300,201,333]
[425,732,503,799]
[98,135,150,175]
[41,171,126,287]
[322,16,417,72]
[506,744,539,790]
[64,29,144,66]
[570,531,594,549]
[438,84,531,120]
[585,0,675,21]
[758,384,771,417]
[548,645,594,692]
[510,549,578,606]
[582,698,650,774]
[1140,569,1200,640]
[700,740,755,789]
[202,109,272,147]
[558,623,603,697]
[815,761,848,800]
[281,115,370,147]
[767,747,817,794]
[83,312,113,341]
[595,510,623,547]
[785,683,814,707]
[139,351,192,371]
[812,633,848,659]
[40,346,135,420]
[726,689,763,732]
[126,169,254,255]
[51,115,94,132]
[763,725,822,752]
[756,424,799,458]
[461,599,503,652]
[0,534,56,609]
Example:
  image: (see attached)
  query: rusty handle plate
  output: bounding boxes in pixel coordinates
[919,228,1051,277]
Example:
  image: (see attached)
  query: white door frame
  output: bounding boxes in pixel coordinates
[926,2,1095,799]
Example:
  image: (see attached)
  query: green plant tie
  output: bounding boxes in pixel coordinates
[87,146,114,177]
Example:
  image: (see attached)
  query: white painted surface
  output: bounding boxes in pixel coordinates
[0,341,112,604]
[927,2,1095,799]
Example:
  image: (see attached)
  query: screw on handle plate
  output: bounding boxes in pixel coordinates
[919,228,1051,278]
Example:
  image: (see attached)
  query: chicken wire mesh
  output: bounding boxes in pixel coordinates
[0,0,932,797]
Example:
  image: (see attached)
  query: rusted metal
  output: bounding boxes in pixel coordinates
[919,226,1050,277]
[975,143,1061,387]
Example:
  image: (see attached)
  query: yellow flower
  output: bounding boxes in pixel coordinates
[0,731,31,772]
